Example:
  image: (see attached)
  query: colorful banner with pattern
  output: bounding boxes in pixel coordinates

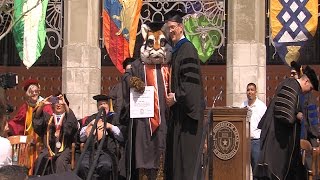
[270,0,318,65]
[103,0,142,73]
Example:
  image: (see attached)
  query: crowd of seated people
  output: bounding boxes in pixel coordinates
[1,79,127,180]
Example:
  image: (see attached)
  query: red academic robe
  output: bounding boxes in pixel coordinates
[8,102,53,135]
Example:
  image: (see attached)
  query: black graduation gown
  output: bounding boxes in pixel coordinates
[166,39,205,180]
[109,82,124,114]
[77,112,122,180]
[254,78,306,180]
[33,109,78,175]
[299,92,319,172]
[121,59,169,178]
[299,92,319,147]
[81,112,124,154]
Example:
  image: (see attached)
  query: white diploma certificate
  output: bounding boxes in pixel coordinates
[130,86,154,118]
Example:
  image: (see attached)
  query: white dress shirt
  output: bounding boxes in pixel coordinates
[80,120,123,142]
[241,98,267,139]
[0,136,12,167]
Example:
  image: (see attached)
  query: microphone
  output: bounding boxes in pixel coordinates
[212,89,223,108]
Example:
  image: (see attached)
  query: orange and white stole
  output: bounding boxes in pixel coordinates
[46,114,65,157]
[24,105,39,175]
[144,64,170,136]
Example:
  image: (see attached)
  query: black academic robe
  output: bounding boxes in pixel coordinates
[254,78,306,180]
[166,39,205,180]
[78,112,125,180]
[121,59,169,179]
[81,112,124,154]
[32,109,78,175]
[109,82,123,114]
[109,82,124,128]
[299,92,319,172]
[299,92,319,147]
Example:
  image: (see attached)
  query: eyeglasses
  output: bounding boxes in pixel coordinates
[29,89,40,95]
[168,23,180,31]
[290,71,297,76]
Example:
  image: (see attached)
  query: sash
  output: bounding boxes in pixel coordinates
[144,64,170,135]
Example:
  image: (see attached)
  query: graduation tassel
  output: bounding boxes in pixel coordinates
[109,99,114,113]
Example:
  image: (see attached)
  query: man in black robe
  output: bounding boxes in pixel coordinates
[33,93,78,175]
[254,66,319,180]
[290,62,319,173]
[121,21,172,179]
[109,58,135,125]
[290,62,319,147]
[164,10,205,180]
[78,94,124,180]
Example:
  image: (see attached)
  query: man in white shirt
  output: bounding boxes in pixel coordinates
[0,99,12,168]
[240,83,267,178]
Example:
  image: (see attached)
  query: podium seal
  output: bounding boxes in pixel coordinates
[212,121,240,160]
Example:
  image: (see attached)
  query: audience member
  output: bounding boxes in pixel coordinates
[33,93,78,175]
[240,83,267,178]
[0,165,28,180]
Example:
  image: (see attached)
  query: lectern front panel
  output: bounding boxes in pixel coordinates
[207,107,250,180]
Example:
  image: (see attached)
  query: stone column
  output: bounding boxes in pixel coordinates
[226,0,266,106]
[63,0,101,119]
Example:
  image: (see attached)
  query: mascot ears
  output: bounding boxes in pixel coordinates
[141,24,150,41]
[141,22,165,40]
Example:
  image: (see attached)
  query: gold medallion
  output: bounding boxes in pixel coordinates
[56,141,61,149]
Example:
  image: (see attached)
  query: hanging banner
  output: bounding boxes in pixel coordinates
[270,0,318,65]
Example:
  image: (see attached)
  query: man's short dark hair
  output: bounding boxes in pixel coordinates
[0,165,28,180]
[122,58,135,70]
[247,83,257,90]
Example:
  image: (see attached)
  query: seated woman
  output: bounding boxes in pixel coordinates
[0,99,12,168]
[8,79,53,136]
[7,79,53,174]
[33,93,78,175]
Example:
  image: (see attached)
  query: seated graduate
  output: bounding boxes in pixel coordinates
[32,93,78,175]
[78,94,124,180]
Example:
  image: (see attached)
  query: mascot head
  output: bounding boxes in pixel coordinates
[140,22,172,64]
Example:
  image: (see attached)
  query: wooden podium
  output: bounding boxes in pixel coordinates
[206,107,250,180]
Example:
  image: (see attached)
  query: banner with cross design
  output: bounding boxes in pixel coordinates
[270,0,318,65]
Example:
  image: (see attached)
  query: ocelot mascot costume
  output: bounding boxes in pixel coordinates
[120,22,172,180]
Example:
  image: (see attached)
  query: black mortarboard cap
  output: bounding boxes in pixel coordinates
[146,21,165,32]
[93,94,112,102]
[303,66,319,91]
[122,58,135,70]
[290,61,302,74]
[164,10,187,23]
[93,94,115,112]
